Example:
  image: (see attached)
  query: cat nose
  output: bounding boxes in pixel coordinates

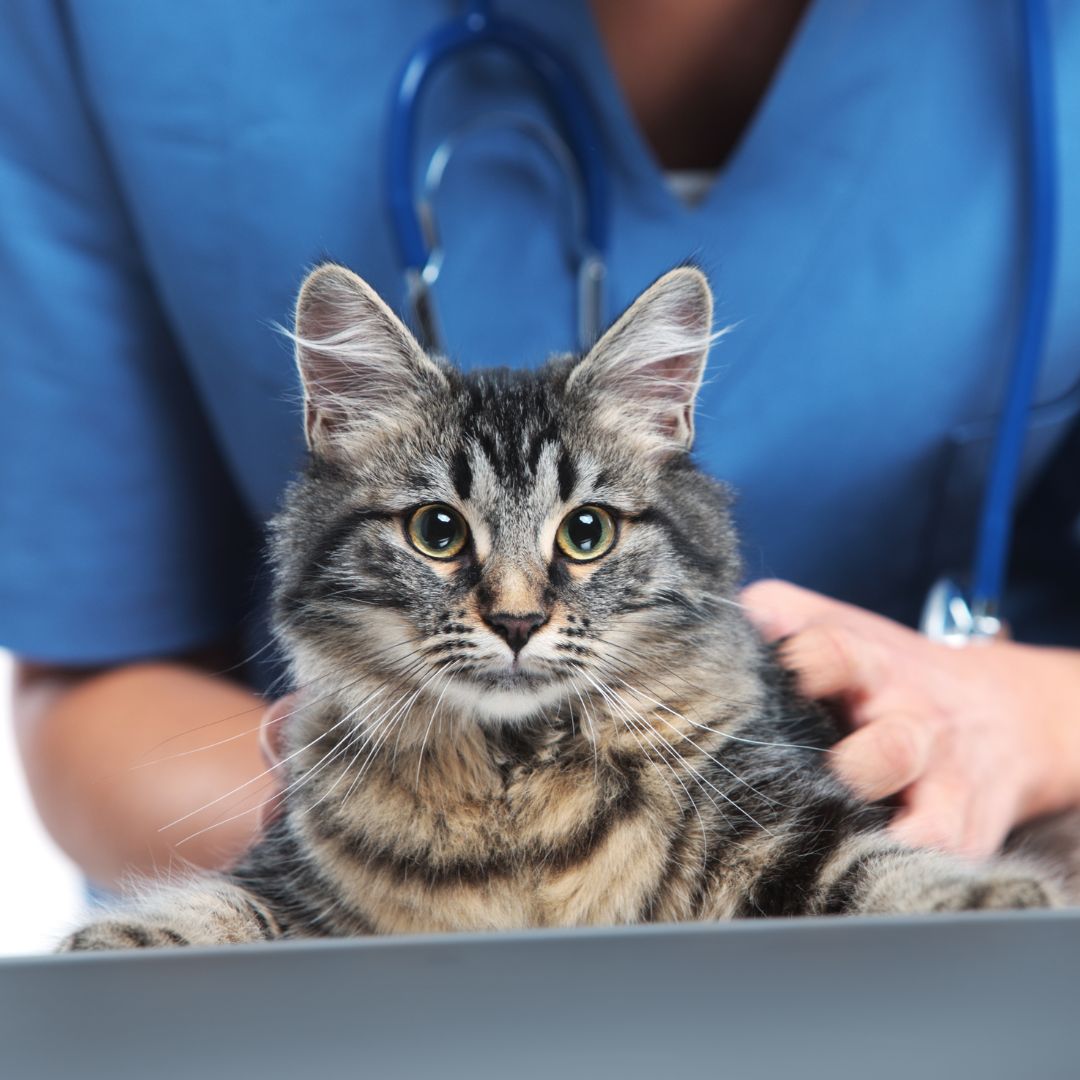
[483,611,548,654]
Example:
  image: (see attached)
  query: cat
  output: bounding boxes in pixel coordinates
[61,264,1064,950]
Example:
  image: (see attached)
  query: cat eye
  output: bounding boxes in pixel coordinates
[556,505,616,562]
[407,504,469,559]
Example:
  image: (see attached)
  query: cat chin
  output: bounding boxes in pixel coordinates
[437,677,568,726]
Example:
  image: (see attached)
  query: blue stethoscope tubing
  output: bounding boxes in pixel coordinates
[385,0,608,354]
[967,0,1058,631]
[923,0,1058,643]
[385,1,1058,644]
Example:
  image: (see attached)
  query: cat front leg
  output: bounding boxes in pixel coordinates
[58,876,281,952]
[814,837,1061,916]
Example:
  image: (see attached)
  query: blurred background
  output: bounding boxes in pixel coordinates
[0,653,82,955]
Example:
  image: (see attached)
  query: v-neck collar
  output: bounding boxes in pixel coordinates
[449,0,917,361]
[506,0,909,227]
[515,0,828,218]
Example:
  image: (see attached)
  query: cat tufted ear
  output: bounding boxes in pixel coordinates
[566,267,714,454]
[293,263,448,454]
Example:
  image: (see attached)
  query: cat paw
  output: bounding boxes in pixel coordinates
[927,873,1058,913]
[59,920,190,953]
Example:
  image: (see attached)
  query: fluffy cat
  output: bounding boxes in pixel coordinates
[62,264,1063,951]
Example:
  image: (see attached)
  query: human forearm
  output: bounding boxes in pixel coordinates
[13,660,266,889]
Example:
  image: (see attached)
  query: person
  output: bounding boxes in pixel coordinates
[2,1,1079,890]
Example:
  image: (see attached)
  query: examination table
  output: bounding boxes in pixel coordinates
[2,910,1078,1079]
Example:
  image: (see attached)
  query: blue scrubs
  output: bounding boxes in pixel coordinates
[1,1,1078,676]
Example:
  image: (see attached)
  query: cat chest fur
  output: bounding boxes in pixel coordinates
[287,721,694,933]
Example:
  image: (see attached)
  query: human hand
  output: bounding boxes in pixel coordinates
[742,580,1080,858]
[256,694,295,830]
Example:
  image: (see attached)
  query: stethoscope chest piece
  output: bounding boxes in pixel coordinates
[920,577,1005,646]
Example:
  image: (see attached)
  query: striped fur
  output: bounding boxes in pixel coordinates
[60,266,1064,951]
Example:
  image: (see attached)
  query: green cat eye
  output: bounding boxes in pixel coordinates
[408,504,469,560]
[556,505,616,562]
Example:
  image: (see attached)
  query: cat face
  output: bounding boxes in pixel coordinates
[272,265,741,725]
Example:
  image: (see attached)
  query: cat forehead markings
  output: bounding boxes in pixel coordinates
[459,434,566,558]
[454,374,575,512]
[457,373,570,478]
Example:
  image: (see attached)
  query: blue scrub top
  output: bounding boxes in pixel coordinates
[1,0,1079,677]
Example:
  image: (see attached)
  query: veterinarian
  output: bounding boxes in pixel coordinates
[2,1,1079,889]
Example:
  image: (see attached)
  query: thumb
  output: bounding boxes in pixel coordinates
[256,694,298,831]
[258,693,298,769]
[741,579,859,642]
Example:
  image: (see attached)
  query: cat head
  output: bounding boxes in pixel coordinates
[273,263,741,726]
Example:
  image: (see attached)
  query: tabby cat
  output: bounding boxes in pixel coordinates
[63,264,1062,951]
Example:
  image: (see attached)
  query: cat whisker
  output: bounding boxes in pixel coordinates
[338,663,451,806]
[160,695,375,832]
[595,637,754,707]
[605,687,691,810]
[167,651,433,839]
[571,685,601,787]
[598,645,832,754]
[304,690,411,813]
[167,674,419,846]
[389,661,458,768]
[133,634,424,768]
[296,655,439,812]
[280,663,435,809]
[588,675,710,859]
[265,657,434,822]
[593,665,790,807]
[203,635,282,679]
[656,588,750,618]
[627,688,787,812]
[698,591,750,612]
[620,716,758,850]
[414,661,465,788]
[308,574,378,603]
[581,672,773,837]
[335,706,409,809]
[183,690,397,845]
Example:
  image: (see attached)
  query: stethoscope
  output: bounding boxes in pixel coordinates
[385,0,608,356]
[385,0,1058,647]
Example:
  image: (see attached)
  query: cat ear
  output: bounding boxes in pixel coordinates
[293,263,447,454]
[567,267,714,453]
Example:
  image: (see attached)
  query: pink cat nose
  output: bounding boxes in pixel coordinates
[483,612,548,654]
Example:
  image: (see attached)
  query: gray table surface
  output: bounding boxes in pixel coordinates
[2,910,1078,1079]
